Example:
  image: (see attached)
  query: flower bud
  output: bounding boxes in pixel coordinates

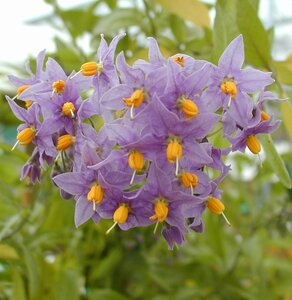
[87,184,104,205]
[113,204,129,224]
[56,134,75,151]
[246,135,261,154]
[128,151,144,171]
[17,127,35,145]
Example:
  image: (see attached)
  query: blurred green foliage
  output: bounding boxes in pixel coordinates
[1,0,292,299]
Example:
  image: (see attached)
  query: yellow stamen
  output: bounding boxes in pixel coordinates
[56,134,75,151]
[106,203,129,234]
[179,99,199,119]
[260,111,270,122]
[13,84,30,100]
[52,80,65,96]
[246,135,261,154]
[207,197,230,226]
[123,89,145,120]
[128,150,145,185]
[16,127,35,145]
[166,140,183,163]
[25,100,33,108]
[87,183,104,212]
[62,102,76,118]
[149,198,169,223]
[220,81,237,98]
[181,172,198,191]
[69,62,103,79]
[81,61,98,76]
[128,151,144,171]
[172,56,184,67]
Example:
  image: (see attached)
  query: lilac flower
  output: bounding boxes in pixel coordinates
[8,50,46,88]
[140,95,219,175]
[133,162,205,234]
[53,142,133,227]
[98,188,153,233]
[202,35,274,112]
[20,57,90,107]
[7,96,57,163]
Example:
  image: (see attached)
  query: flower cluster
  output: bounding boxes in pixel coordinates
[7,34,281,249]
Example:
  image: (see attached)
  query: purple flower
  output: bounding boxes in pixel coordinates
[7,96,57,163]
[133,162,204,233]
[202,35,274,112]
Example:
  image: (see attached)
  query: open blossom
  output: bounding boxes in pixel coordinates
[6,33,283,249]
[202,35,274,113]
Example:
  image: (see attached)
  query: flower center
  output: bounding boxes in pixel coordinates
[166,138,183,163]
[246,135,261,154]
[207,196,225,214]
[220,80,237,98]
[150,198,169,223]
[123,89,144,108]
[17,84,30,96]
[260,111,270,122]
[207,196,230,225]
[181,172,198,188]
[113,203,129,224]
[17,127,35,145]
[172,56,184,67]
[25,100,33,108]
[62,102,76,118]
[128,151,144,171]
[81,61,100,76]
[123,89,145,120]
[52,80,66,94]
[177,98,199,119]
[56,134,76,151]
[87,183,104,205]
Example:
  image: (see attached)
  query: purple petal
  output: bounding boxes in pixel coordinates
[218,35,244,71]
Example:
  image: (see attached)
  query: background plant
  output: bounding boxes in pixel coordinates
[0,1,292,299]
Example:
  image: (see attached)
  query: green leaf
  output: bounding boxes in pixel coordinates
[11,268,27,300]
[261,134,292,189]
[155,0,210,28]
[92,248,123,280]
[273,56,292,85]
[0,244,19,260]
[280,100,292,141]
[212,0,239,63]
[236,0,271,68]
[23,247,41,300]
[169,14,187,43]
[89,289,128,300]
[94,9,146,34]
[54,270,80,300]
